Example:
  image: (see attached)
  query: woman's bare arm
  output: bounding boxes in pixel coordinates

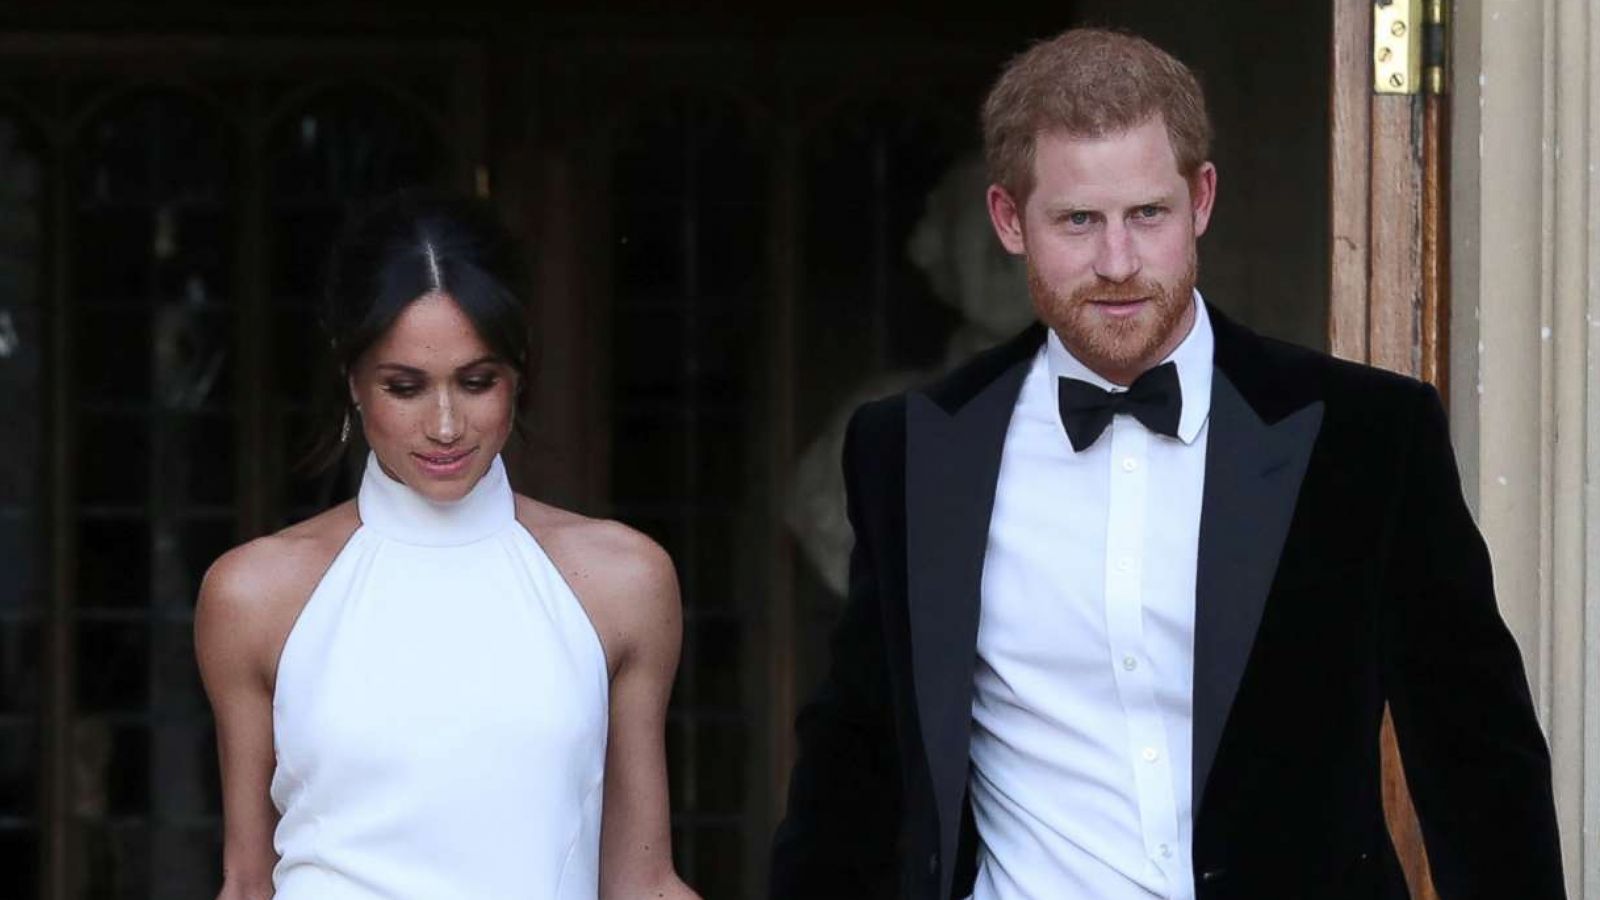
[529,508,698,900]
[195,506,355,900]
[196,543,284,900]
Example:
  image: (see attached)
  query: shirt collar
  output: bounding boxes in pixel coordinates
[1044,289,1215,444]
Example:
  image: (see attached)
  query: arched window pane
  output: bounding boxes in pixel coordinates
[70,90,233,900]
[74,95,232,309]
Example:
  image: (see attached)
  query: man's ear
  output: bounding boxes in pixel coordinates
[1189,162,1218,238]
[987,184,1028,255]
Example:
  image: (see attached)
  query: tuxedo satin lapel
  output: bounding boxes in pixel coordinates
[905,357,1030,898]
[1192,371,1323,813]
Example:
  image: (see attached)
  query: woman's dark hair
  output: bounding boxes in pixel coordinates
[303,190,534,473]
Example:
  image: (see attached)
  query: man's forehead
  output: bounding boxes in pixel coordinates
[1028,123,1187,200]
[1029,168,1187,208]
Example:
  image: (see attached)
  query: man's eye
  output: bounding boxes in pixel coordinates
[1135,205,1164,219]
[1068,211,1092,226]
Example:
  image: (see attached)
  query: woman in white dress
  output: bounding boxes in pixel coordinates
[196,193,697,900]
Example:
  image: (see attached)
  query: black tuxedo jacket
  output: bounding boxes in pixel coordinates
[770,307,1563,899]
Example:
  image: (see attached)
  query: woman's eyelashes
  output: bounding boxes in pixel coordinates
[378,371,500,399]
[459,372,500,393]
[381,379,424,399]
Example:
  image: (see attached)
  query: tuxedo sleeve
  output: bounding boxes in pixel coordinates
[1383,384,1566,898]
[769,404,904,900]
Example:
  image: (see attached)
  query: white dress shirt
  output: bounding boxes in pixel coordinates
[968,294,1213,900]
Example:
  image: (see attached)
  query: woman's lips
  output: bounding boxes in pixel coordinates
[412,447,477,478]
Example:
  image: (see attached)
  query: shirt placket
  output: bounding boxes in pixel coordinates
[1103,417,1188,898]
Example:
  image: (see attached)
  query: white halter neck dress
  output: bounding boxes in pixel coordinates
[270,453,609,899]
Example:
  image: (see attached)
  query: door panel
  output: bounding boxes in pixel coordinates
[1331,3,1448,898]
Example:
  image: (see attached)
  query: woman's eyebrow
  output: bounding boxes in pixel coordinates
[371,356,502,376]
[373,362,425,376]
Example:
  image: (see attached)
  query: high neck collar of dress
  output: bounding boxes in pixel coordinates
[357,452,514,547]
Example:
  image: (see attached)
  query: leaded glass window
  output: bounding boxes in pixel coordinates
[0,111,45,900]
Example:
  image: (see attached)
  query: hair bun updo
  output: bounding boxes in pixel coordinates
[304,190,535,473]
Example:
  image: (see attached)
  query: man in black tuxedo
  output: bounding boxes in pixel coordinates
[770,28,1563,900]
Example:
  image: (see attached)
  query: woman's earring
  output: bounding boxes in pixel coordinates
[340,409,351,444]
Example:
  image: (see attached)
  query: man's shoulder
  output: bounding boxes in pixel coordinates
[1215,314,1435,419]
[843,391,909,457]
[1252,329,1428,388]
[845,323,1047,445]
[923,323,1047,411]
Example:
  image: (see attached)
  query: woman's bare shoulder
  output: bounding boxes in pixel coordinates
[516,496,675,591]
[514,495,680,664]
[197,502,361,658]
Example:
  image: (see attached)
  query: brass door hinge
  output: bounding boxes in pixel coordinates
[1374,0,1448,95]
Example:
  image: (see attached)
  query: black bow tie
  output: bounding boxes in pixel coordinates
[1057,362,1183,452]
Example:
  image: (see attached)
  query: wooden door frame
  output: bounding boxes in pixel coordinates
[1330,3,1448,898]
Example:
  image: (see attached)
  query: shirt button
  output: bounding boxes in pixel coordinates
[1122,655,1139,671]
[1159,843,1172,859]
[1117,557,1135,573]
[1122,457,1139,472]
[1142,747,1159,763]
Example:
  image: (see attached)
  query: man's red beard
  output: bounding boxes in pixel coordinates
[1028,256,1198,384]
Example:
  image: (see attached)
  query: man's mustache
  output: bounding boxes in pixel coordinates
[1068,279,1167,304]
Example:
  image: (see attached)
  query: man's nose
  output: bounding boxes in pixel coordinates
[1093,223,1141,283]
